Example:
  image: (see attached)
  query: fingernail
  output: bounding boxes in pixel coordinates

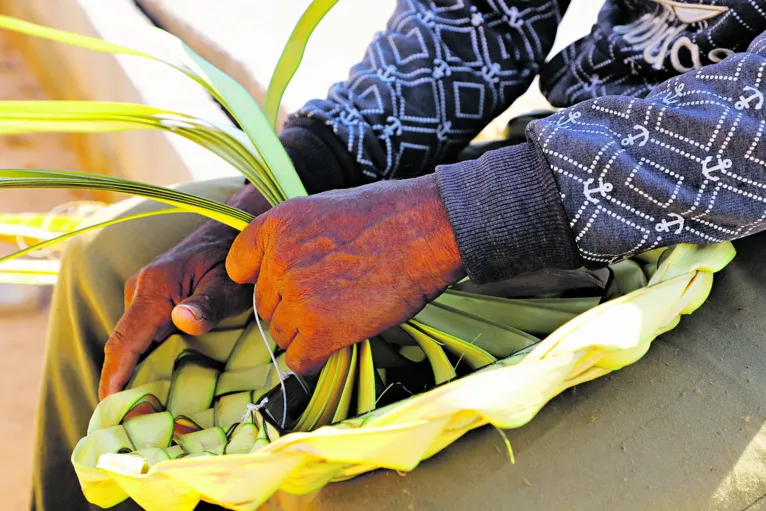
[178,304,203,321]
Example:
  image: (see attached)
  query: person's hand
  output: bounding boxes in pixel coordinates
[99,186,271,399]
[226,174,465,374]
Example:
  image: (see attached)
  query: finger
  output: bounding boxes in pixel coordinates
[172,267,253,336]
[284,332,339,375]
[226,214,268,285]
[124,274,138,310]
[268,301,298,350]
[254,259,281,322]
[99,296,173,400]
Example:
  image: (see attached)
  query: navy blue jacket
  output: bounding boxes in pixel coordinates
[280,1,766,282]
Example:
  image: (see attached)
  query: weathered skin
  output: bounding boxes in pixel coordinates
[98,184,270,399]
[98,174,464,398]
[226,174,465,374]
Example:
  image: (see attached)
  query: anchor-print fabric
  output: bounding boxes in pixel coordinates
[530,31,766,267]
[281,1,766,281]
[287,1,761,180]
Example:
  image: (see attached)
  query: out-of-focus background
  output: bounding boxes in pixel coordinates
[0,0,603,509]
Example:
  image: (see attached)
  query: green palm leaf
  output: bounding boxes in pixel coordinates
[0,259,59,285]
[0,169,252,230]
[0,100,281,204]
[0,208,187,265]
[264,0,339,128]
[0,14,306,201]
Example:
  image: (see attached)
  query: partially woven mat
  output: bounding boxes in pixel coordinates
[72,242,735,511]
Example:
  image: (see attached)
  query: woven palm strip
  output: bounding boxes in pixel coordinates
[72,242,735,511]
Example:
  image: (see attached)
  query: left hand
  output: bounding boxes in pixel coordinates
[226,174,465,374]
[98,184,271,399]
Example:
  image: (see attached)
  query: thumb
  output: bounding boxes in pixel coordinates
[226,214,267,285]
[172,269,253,336]
[99,296,173,400]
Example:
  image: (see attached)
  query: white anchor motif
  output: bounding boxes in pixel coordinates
[662,83,685,105]
[432,59,450,79]
[334,107,362,128]
[418,10,436,27]
[701,155,732,182]
[376,65,397,83]
[481,63,501,83]
[655,213,685,234]
[582,74,605,93]
[621,125,650,147]
[381,116,403,138]
[583,178,614,204]
[470,6,484,26]
[436,121,452,142]
[556,110,582,127]
[506,6,524,29]
[735,86,764,111]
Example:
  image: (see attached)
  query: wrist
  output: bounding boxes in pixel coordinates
[225,183,272,215]
[435,142,582,283]
[411,174,467,285]
[280,119,368,194]
[182,184,271,248]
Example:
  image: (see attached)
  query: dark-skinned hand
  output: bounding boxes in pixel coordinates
[98,185,271,399]
[225,174,466,374]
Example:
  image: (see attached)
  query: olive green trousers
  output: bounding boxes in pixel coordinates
[31,177,766,511]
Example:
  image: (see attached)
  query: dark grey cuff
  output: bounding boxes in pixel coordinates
[435,141,582,284]
[244,118,368,194]
[279,118,368,195]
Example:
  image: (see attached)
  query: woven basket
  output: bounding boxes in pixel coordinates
[72,242,735,510]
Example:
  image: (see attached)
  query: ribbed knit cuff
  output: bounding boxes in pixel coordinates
[435,141,582,284]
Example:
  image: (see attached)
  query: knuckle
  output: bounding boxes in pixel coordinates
[124,276,138,300]
[137,262,163,279]
[225,251,244,279]
[129,297,172,327]
[284,277,311,302]
[270,321,285,336]
[126,273,139,288]
[262,203,300,237]
[287,353,312,374]
[295,296,330,326]
[255,293,275,321]
[271,250,292,273]
[134,268,155,290]
[271,315,294,335]
[269,323,292,349]
[104,333,125,356]
[135,271,173,301]
[258,217,282,246]
[296,316,323,339]
[194,245,227,266]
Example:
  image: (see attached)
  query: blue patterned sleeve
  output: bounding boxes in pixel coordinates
[436,31,766,283]
[284,0,568,181]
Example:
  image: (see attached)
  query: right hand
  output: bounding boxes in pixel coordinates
[99,186,271,399]
[226,175,465,374]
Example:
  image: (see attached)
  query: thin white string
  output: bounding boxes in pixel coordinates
[252,287,288,428]
[240,398,270,423]
[241,402,259,423]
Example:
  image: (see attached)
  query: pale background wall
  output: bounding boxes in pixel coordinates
[0,31,90,511]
